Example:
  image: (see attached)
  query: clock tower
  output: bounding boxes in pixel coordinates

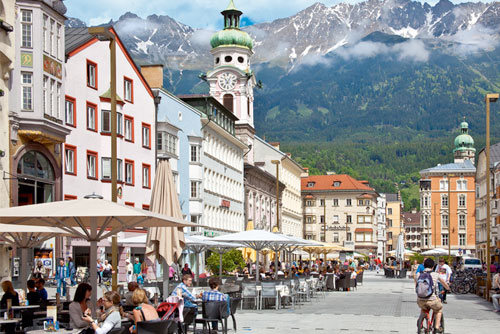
[207,0,256,162]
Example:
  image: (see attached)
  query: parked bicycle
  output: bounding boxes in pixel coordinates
[450,268,485,294]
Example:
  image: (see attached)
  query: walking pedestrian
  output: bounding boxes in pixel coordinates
[126,259,134,283]
[67,257,76,286]
[133,258,142,282]
[55,258,69,297]
[435,259,452,304]
[97,259,104,284]
[33,260,46,280]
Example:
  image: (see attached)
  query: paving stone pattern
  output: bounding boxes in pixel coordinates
[236,271,499,334]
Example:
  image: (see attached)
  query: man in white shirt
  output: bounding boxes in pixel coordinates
[435,259,452,304]
[126,259,134,283]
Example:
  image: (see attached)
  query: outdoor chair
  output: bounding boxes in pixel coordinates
[108,327,129,334]
[398,268,407,279]
[325,274,335,291]
[282,281,298,309]
[194,301,229,334]
[384,268,394,278]
[179,306,197,334]
[136,319,178,334]
[229,297,242,331]
[356,271,364,285]
[349,275,357,290]
[241,283,259,309]
[340,275,352,291]
[297,279,310,302]
[260,282,279,310]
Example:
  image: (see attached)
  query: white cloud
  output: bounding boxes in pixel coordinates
[190,29,216,47]
[445,24,500,55]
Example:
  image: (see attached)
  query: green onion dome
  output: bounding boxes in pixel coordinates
[210,28,254,50]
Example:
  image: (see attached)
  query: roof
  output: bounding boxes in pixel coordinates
[402,212,421,226]
[254,136,304,172]
[100,88,124,102]
[301,174,376,192]
[65,27,95,55]
[420,159,476,174]
[478,142,500,168]
[385,193,399,202]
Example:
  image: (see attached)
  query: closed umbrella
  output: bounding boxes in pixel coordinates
[146,159,185,298]
[0,196,193,312]
[395,233,405,269]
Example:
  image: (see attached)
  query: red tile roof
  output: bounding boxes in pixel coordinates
[301,174,375,192]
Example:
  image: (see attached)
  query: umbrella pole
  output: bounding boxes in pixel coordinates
[256,250,260,282]
[275,250,279,279]
[219,252,223,277]
[20,247,29,289]
[195,252,199,285]
[163,259,169,300]
[90,240,98,316]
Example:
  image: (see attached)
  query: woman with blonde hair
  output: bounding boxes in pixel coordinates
[1,281,19,308]
[129,288,159,333]
[82,291,121,334]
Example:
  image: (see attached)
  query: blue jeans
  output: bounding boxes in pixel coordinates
[57,279,66,296]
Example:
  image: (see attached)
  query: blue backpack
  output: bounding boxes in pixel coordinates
[416,272,434,298]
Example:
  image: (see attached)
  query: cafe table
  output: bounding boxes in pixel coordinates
[0,318,21,324]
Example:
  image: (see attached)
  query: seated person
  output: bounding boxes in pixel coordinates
[1,280,19,308]
[35,278,48,301]
[129,289,159,333]
[82,291,121,334]
[171,274,200,309]
[202,277,228,331]
[26,280,41,305]
[69,283,93,329]
[124,282,139,306]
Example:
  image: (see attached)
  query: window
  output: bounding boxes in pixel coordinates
[117,112,123,136]
[157,132,178,155]
[387,208,393,215]
[346,215,352,223]
[441,214,449,228]
[87,151,98,179]
[305,216,315,224]
[320,235,325,242]
[142,123,151,148]
[124,77,133,102]
[50,19,55,56]
[365,200,371,206]
[43,15,48,52]
[333,232,339,243]
[333,199,338,207]
[102,158,111,180]
[320,215,325,223]
[388,232,393,239]
[387,218,393,227]
[190,181,200,198]
[440,179,448,191]
[358,199,364,206]
[347,233,352,241]
[459,194,466,208]
[357,215,372,224]
[190,145,200,162]
[117,159,123,181]
[21,10,32,48]
[43,76,48,114]
[142,164,151,189]
[459,214,466,228]
[21,72,33,110]
[333,215,339,223]
[57,23,62,59]
[223,94,233,113]
[346,199,352,206]
[442,233,449,246]
[64,145,77,175]
[87,103,97,131]
[125,160,134,185]
[65,96,76,127]
[307,182,315,187]
[101,110,111,133]
[459,233,466,246]
[334,181,341,187]
[57,83,61,119]
[87,60,97,89]
[441,195,448,208]
[423,195,429,208]
[320,199,325,207]
[457,179,468,191]
[306,200,315,207]
[50,79,55,116]
[125,116,134,141]
[423,215,429,227]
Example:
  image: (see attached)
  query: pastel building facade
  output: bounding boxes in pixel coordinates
[63,27,156,277]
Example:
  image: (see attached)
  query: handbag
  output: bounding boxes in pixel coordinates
[78,327,95,334]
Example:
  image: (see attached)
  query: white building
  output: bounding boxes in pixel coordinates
[254,138,303,237]
[63,27,155,207]
[180,95,247,234]
[376,194,387,260]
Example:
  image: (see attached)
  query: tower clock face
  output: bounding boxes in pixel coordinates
[218,72,237,91]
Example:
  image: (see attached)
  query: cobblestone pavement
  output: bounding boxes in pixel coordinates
[235,271,499,334]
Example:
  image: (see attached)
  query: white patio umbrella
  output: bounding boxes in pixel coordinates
[0,195,194,312]
[282,235,321,267]
[146,159,185,298]
[213,230,292,281]
[0,224,73,287]
[184,235,217,283]
[421,248,448,257]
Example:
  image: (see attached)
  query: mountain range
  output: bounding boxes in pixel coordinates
[68,0,500,143]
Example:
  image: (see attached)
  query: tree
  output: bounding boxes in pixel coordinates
[206,249,246,276]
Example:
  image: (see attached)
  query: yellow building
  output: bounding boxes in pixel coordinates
[386,193,403,252]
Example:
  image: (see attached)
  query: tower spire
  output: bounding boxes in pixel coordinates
[222,0,243,29]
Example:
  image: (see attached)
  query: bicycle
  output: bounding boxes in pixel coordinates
[417,308,445,334]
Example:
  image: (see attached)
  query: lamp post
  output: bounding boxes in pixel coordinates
[485,93,499,299]
[88,27,118,292]
[271,160,280,276]
[447,173,452,258]
[323,198,327,242]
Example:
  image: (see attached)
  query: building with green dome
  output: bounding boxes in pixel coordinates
[453,120,476,164]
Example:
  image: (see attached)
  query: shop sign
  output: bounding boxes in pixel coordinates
[220,199,230,209]
[204,230,221,237]
[43,55,62,79]
[21,52,33,67]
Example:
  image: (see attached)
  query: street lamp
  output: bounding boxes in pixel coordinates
[485,93,499,299]
[88,27,118,292]
[271,160,281,233]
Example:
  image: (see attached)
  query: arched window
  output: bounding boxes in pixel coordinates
[223,94,233,113]
[17,151,55,205]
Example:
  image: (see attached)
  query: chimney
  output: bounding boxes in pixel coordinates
[269,142,280,150]
[302,167,310,178]
[141,64,164,89]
